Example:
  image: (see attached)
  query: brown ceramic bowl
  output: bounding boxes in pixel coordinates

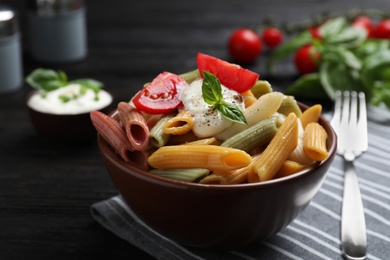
[27,90,113,141]
[97,102,337,249]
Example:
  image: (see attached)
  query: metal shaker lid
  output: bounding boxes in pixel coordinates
[0,4,18,38]
[28,0,84,16]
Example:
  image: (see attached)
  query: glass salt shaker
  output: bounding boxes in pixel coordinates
[27,0,87,64]
[0,4,23,95]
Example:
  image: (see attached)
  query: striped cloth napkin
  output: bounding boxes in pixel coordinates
[91,118,390,260]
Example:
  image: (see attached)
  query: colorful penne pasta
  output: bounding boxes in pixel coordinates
[149,168,209,182]
[216,91,284,140]
[248,113,299,182]
[277,95,302,117]
[303,122,329,161]
[91,53,330,184]
[288,119,316,165]
[149,113,174,147]
[220,116,282,152]
[117,102,150,151]
[148,145,253,172]
[90,110,149,170]
[300,104,322,129]
[162,110,194,135]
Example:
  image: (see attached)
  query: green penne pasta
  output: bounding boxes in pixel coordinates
[150,113,174,147]
[250,80,273,98]
[179,69,200,84]
[220,117,282,152]
[277,95,303,117]
[149,168,209,182]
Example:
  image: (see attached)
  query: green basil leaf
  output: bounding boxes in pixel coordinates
[217,101,247,125]
[201,71,247,124]
[266,30,312,73]
[319,17,347,38]
[319,59,364,100]
[25,68,68,92]
[355,39,390,60]
[285,73,328,100]
[325,27,366,48]
[202,71,223,105]
[323,47,362,70]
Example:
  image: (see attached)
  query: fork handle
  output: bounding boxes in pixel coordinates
[341,160,367,260]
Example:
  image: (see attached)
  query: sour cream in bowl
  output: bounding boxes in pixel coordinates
[26,69,113,141]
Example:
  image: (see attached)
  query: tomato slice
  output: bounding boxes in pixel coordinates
[197,52,259,93]
[132,72,188,114]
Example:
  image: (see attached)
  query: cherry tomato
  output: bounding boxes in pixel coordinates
[197,52,259,93]
[294,44,321,75]
[309,26,322,40]
[262,27,283,48]
[352,15,375,38]
[373,19,390,39]
[228,28,262,64]
[132,72,188,114]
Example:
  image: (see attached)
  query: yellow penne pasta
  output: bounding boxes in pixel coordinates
[300,104,322,129]
[199,154,260,184]
[303,122,328,161]
[241,90,257,108]
[186,137,219,146]
[216,92,284,140]
[274,160,309,179]
[148,145,252,172]
[162,110,194,135]
[248,113,299,182]
[288,119,315,165]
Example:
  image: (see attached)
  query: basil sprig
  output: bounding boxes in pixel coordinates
[201,71,247,125]
[25,68,103,102]
[267,16,390,110]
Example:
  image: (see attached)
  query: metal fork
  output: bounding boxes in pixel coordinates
[331,91,368,260]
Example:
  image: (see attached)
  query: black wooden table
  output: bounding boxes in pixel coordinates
[0,0,387,259]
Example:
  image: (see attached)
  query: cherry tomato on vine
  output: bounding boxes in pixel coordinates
[228,28,262,64]
[309,26,322,40]
[262,27,283,48]
[373,19,390,39]
[352,15,375,38]
[294,44,321,75]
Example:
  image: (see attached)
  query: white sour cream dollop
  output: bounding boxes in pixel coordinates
[181,79,245,138]
[27,84,112,115]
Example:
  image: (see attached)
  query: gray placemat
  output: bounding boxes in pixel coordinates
[91,119,390,260]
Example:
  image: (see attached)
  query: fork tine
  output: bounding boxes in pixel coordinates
[357,92,368,153]
[339,91,351,155]
[349,92,359,155]
[331,91,342,135]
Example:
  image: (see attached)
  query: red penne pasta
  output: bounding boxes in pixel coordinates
[90,110,149,170]
[117,102,150,151]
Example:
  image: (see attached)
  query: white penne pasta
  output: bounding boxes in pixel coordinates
[216,92,284,140]
[288,119,315,165]
[162,110,194,135]
[303,122,329,161]
[249,113,299,182]
[148,145,252,172]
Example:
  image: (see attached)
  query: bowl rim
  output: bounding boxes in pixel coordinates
[97,102,337,191]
